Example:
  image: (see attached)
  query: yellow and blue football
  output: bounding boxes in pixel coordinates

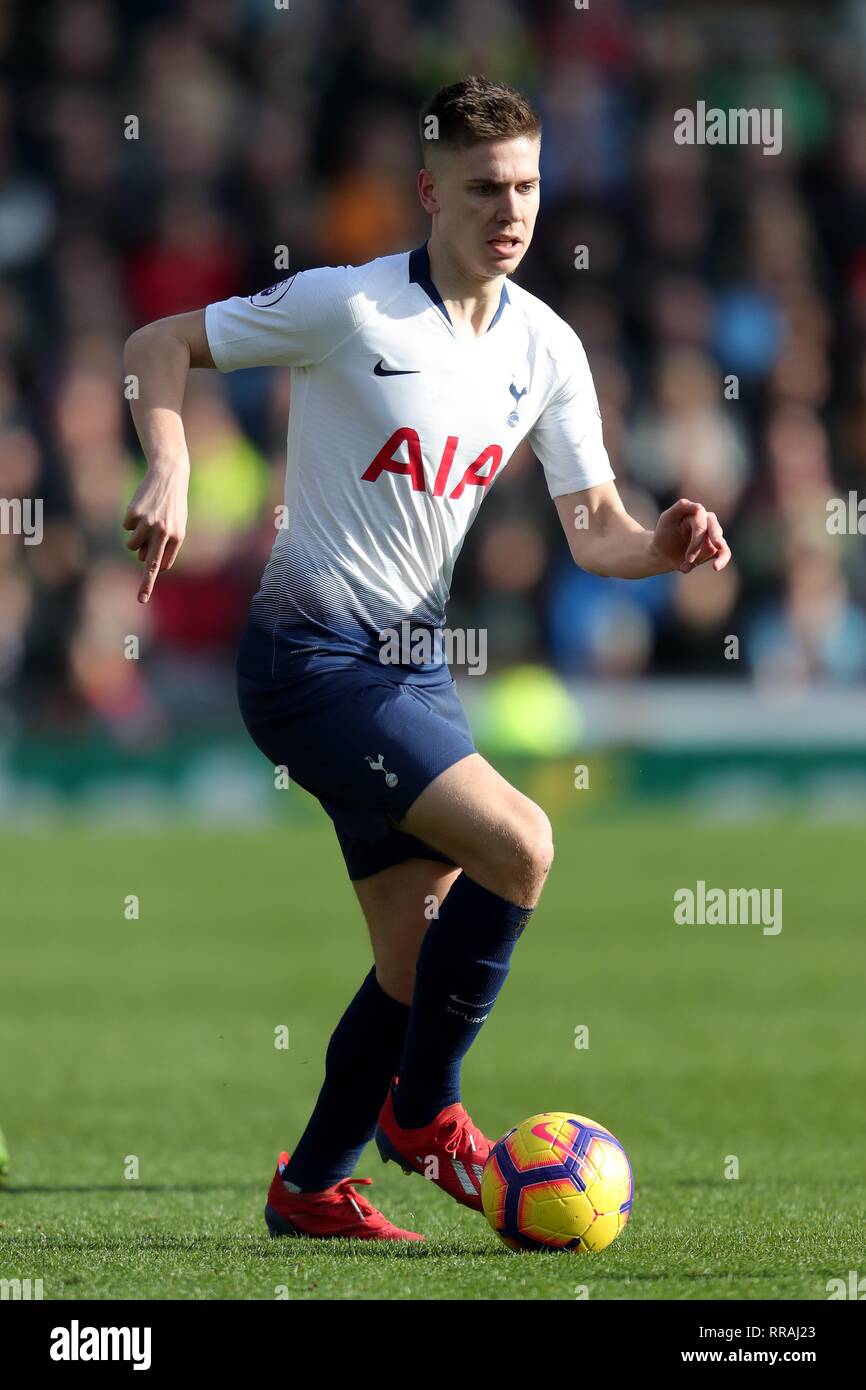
[481,1111,633,1252]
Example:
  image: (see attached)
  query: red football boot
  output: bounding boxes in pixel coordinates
[264,1151,425,1241]
[374,1086,493,1212]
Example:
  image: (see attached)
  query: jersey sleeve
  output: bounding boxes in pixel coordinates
[528,326,615,497]
[204,265,366,371]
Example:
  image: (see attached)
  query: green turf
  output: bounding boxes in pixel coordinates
[1,811,864,1300]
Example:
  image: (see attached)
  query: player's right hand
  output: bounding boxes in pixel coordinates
[122,462,189,604]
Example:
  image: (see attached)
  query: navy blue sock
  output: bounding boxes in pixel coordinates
[284,967,410,1191]
[393,875,532,1129]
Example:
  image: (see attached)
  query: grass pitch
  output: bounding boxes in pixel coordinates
[1,810,864,1300]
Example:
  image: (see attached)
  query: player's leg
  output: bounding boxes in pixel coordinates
[396,751,553,907]
[236,663,461,1238]
[375,753,553,1205]
[277,857,459,1192]
[263,856,457,1242]
[395,753,554,1125]
[238,659,509,1223]
[355,857,461,1004]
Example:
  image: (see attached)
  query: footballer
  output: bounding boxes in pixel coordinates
[122,77,730,1241]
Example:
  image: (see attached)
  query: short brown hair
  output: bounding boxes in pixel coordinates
[418,75,541,162]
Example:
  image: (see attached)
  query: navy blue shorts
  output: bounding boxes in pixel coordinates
[236,630,476,881]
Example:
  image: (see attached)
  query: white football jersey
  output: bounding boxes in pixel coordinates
[205,244,614,665]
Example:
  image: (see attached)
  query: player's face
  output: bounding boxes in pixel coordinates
[426,136,541,279]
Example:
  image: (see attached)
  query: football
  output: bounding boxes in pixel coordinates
[481,1111,633,1252]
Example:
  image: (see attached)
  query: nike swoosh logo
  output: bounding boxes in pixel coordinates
[374,359,420,377]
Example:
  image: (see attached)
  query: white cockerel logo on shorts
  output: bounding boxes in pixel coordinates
[365,753,398,788]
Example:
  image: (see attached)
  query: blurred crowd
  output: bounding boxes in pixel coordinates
[2,0,866,741]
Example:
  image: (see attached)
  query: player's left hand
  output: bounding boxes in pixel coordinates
[650,498,731,575]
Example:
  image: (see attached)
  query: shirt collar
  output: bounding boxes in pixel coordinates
[408,242,509,332]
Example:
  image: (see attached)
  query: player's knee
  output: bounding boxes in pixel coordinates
[486,801,553,907]
[514,803,554,894]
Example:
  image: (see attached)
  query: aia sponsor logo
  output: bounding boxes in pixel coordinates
[362,428,503,499]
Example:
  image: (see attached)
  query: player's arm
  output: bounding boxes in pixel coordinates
[122,310,213,604]
[554,480,731,579]
[122,267,365,602]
